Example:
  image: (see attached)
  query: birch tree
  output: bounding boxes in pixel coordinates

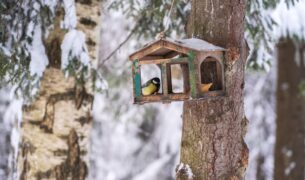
[0,0,102,179]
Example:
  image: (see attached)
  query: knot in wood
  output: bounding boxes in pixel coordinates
[225,47,240,64]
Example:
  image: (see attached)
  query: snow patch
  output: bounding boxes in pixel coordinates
[95,76,109,91]
[43,0,58,14]
[29,25,49,77]
[133,155,171,180]
[281,82,289,91]
[282,147,293,158]
[177,163,194,179]
[285,162,296,176]
[294,42,301,66]
[5,97,23,180]
[171,38,225,51]
[156,103,183,156]
[61,29,90,69]
[0,44,11,56]
[245,66,277,180]
[272,0,305,40]
[62,0,77,29]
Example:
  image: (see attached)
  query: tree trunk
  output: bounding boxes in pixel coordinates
[17,1,101,179]
[178,1,249,179]
[274,38,305,180]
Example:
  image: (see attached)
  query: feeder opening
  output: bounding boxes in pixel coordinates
[168,63,190,94]
[141,64,163,95]
[200,57,223,92]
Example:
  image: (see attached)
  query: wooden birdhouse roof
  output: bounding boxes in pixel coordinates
[129,38,226,61]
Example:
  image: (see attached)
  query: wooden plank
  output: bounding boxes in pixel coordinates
[168,57,189,64]
[161,63,168,96]
[166,64,172,93]
[139,58,171,65]
[216,60,223,90]
[130,42,162,60]
[140,94,163,101]
[168,93,190,99]
[132,64,135,101]
[163,41,194,55]
[134,93,190,104]
[164,51,180,58]
[139,57,188,65]
[140,55,164,61]
[200,90,226,97]
[181,63,190,93]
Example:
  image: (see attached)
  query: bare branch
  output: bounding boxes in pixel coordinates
[99,18,141,65]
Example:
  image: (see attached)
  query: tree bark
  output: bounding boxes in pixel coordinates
[178,0,249,179]
[274,38,305,180]
[17,1,101,179]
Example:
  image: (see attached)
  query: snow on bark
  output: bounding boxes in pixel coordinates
[62,0,77,29]
[3,90,23,180]
[0,88,16,180]
[176,163,194,179]
[12,0,101,179]
[6,101,23,180]
[29,25,49,77]
[61,30,90,69]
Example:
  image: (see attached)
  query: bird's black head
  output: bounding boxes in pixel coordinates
[151,77,160,85]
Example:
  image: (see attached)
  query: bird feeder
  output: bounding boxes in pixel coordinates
[129,38,226,104]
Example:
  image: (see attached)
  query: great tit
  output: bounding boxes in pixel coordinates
[200,83,213,92]
[142,77,160,96]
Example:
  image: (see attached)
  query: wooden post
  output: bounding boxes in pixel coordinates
[181,63,190,93]
[187,51,197,98]
[161,63,168,96]
[167,64,173,94]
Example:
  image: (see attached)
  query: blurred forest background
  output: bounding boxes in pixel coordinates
[0,0,305,179]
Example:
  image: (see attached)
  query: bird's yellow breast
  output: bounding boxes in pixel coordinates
[142,83,158,96]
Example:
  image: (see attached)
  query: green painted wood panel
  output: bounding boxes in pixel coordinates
[161,63,168,96]
[133,59,141,100]
[187,51,197,98]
